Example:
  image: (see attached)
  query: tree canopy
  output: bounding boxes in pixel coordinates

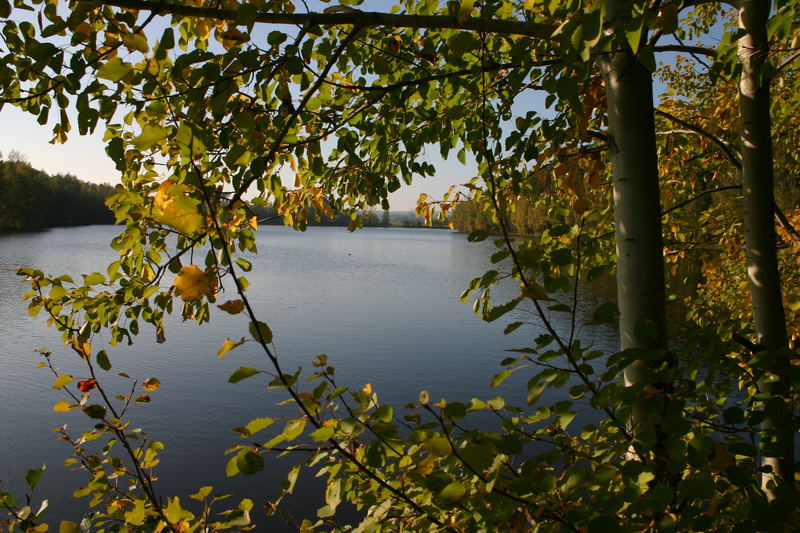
[1,0,799,531]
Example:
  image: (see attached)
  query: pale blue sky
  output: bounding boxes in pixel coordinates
[1,1,713,210]
[0,0,485,211]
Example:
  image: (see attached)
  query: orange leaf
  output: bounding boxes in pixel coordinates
[143,377,161,391]
[218,299,245,314]
[77,378,97,392]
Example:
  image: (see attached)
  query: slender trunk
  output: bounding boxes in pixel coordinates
[599,0,669,455]
[737,0,795,501]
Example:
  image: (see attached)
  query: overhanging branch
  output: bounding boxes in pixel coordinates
[653,44,716,57]
[85,0,556,38]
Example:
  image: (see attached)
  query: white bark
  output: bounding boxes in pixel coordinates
[737,0,795,500]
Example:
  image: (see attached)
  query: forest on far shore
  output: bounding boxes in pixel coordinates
[0,152,116,230]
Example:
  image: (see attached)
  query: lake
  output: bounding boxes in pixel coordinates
[0,225,618,528]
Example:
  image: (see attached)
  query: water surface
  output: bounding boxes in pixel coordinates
[0,225,617,527]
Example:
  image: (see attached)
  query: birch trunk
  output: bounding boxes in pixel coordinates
[737,0,795,501]
[599,1,669,455]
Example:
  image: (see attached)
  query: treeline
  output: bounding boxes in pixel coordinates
[0,157,116,230]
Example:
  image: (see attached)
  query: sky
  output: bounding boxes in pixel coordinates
[0,1,713,211]
[0,105,475,211]
[0,0,484,212]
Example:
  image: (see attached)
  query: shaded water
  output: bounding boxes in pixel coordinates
[0,225,618,527]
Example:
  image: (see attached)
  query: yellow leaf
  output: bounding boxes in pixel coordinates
[143,377,161,391]
[173,265,216,301]
[217,338,238,358]
[248,216,258,231]
[153,181,204,235]
[361,383,372,396]
[218,299,245,314]
[53,375,74,390]
[415,455,436,476]
[195,19,213,40]
[54,400,73,412]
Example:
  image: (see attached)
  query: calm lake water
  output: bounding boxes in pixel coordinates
[0,225,618,528]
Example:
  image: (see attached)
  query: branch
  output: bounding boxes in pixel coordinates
[85,0,556,39]
[322,61,545,93]
[777,50,800,73]
[653,44,717,57]
[661,185,742,216]
[655,108,742,169]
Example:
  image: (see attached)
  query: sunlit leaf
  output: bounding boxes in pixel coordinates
[173,265,215,301]
[154,181,204,235]
[52,375,73,389]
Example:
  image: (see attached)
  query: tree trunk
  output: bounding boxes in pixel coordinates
[599,0,669,456]
[737,0,795,501]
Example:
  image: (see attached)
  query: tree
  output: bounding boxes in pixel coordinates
[1,0,798,530]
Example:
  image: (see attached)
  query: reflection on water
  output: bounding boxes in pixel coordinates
[0,225,619,528]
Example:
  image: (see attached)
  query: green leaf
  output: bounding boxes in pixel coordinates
[282,418,306,441]
[97,58,132,82]
[83,404,107,419]
[249,320,273,344]
[425,436,451,457]
[236,450,264,475]
[236,3,259,28]
[309,425,334,441]
[436,482,466,504]
[447,32,475,56]
[244,417,274,436]
[550,248,572,266]
[228,367,260,383]
[374,405,393,422]
[96,350,111,371]
[491,369,512,388]
[133,124,167,151]
[83,272,105,285]
[25,463,45,491]
[124,499,146,526]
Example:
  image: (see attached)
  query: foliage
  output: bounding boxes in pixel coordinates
[1,0,799,531]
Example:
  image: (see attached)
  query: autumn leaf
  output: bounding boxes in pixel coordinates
[143,377,161,391]
[218,299,245,314]
[217,337,244,358]
[572,197,589,215]
[53,400,74,412]
[173,265,216,301]
[221,28,247,50]
[77,378,97,392]
[153,181,204,235]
